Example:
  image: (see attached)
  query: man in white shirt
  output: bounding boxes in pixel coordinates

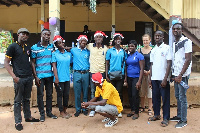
[169,23,192,128]
[148,30,172,127]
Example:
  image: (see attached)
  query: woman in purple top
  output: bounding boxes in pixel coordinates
[125,40,144,120]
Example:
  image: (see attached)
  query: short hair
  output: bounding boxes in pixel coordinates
[41,29,50,33]
[155,30,164,36]
[128,40,137,47]
[172,23,183,30]
[111,35,123,46]
[142,34,151,40]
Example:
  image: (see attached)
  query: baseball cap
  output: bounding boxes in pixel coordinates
[17,28,30,34]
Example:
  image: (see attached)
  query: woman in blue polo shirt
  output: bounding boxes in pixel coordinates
[106,33,126,118]
[52,35,72,119]
[126,40,144,120]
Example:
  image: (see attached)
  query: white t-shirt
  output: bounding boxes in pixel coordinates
[172,36,192,77]
[150,43,172,81]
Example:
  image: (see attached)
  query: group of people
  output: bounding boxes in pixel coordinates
[4,21,192,131]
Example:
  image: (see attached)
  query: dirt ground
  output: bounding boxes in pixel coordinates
[0,106,200,133]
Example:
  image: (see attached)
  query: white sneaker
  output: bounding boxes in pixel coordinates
[105,118,118,127]
[118,113,122,118]
[89,111,95,117]
[102,117,110,123]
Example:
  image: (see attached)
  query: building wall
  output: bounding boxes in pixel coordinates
[0,2,157,33]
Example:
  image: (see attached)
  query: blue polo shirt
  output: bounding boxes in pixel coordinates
[71,47,90,70]
[126,51,144,78]
[52,50,72,82]
[31,42,54,79]
[106,47,127,75]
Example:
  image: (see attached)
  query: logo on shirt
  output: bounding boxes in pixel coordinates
[84,54,89,59]
[161,52,165,57]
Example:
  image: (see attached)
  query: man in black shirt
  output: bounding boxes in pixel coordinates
[4,28,39,131]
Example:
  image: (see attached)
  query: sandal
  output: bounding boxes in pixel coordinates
[25,117,40,122]
[160,119,169,127]
[148,115,161,121]
[139,108,145,113]
[148,109,153,116]
[132,114,139,120]
[127,111,135,117]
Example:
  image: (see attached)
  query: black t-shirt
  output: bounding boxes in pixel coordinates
[5,42,32,77]
[140,48,151,71]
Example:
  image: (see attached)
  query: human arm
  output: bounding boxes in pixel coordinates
[175,53,192,83]
[105,60,110,82]
[136,60,144,89]
[31,58,41,86]
[161,60,172,88]
[52,62,59,86]
[4,57,19,83]
[148,62,152,88]
[81,98,107,108]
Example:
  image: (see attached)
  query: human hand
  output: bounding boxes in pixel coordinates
[35,77,41,87]
[13,77,20,83]
[175,75,182,83]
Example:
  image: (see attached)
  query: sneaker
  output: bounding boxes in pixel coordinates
[47,113,58,119]
[118,113,122,118]
[15,123,23,131]
[89,111,95,117]
[102,117,110,123]
[175,120,187,128]
[74,111,81,117]
[83,111,88,116]
[105,118,118,127]
[170,116,181,122]
[40,115,45,122]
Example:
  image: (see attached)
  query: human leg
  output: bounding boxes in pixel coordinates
[82,72,89,113]
[45,77,53,115]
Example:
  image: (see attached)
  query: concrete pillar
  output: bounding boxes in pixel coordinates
[49,0,60,43]
[41,0,45,31]
[111,0,115,39]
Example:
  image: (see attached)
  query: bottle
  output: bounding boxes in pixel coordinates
[72,42,74,47]
[180,81,189,89]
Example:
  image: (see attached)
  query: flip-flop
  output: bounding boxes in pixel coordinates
[139,108,145,113]
[148,115,161,121]
[160,119,169,127]
[148,109,153,116]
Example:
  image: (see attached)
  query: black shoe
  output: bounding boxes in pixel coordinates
[40,115,45,122]
[47,113,58,119]
[15,123,23,131]
[83,111,88,116]
[74,111,81,117]
[169,116,181,122]
[25,117,40,122]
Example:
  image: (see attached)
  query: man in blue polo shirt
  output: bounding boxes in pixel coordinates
[31,29,57,122]
[71,35,90,117]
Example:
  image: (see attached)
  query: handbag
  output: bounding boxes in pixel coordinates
[109,50,125,80]
[109,71,122,80]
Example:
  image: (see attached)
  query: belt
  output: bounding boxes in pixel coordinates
[74,70,89,74]
[18,75,32,78]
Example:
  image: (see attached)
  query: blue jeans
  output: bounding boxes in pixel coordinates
[152,80,170,120]
[37,77,53,116]
[73,71,89,112]
[174,76,188,122]
[14,76,33,124]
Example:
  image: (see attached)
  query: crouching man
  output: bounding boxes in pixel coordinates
[81,72,123,127]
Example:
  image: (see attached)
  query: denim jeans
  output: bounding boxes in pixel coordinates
[55,81,70,112]
[89,72,105,100]
[37,77,53,116]
[73,72,89,112]
[152,80,170,120]
[174,76,188,122]
[14,76,33,124]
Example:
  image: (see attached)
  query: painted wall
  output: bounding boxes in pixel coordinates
[0,2,157,33]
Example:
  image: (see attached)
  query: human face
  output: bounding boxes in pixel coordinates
[79,39,87,49]
[114,36,122,46]
[172,24,182,38]
[142,36,151,47]
[18,32,29,42]
[128,43,136,53]
[56,40,65,49]
[154,31,164,45]
[94,82,101,88]
[41,30,51,42]
[94,35,103,44]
